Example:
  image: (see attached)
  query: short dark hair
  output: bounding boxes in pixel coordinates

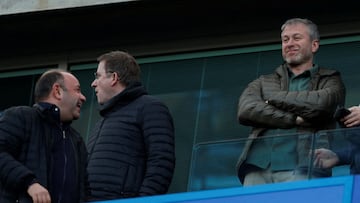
[34,69,67,102]
[97,51,141,85]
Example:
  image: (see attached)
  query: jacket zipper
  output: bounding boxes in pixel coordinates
[57,130,67,203]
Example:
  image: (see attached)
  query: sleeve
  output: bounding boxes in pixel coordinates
[267,73,345,124]
[334,145,353,165]
[0,107,36,192]
[138,101,175,196]
[238,76,297,129]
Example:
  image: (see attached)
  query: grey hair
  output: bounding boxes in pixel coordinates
[281,18,320,41]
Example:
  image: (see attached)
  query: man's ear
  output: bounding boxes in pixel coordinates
[110,72,119,86]
[312,40,319,53]
[53,83,62,99]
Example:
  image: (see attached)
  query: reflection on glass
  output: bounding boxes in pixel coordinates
[189,139,246,191]
[189,129,357,191]
[313,128,360,176]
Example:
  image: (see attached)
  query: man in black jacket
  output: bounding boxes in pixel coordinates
[0,69,88,203]
[87,50,175,201]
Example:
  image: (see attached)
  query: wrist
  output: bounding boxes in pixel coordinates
[24,177,38,190]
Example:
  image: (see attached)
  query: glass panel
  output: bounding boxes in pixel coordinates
[196,50,284,144]
[315,41,360,107]
[141,59,204,193]
[312,128,360,177]
[189,128,358,192]
[0,74,41,111]
[189,132,320,191]
[195,53,257,144]
[189,138,246,191]
[256,49,283,75]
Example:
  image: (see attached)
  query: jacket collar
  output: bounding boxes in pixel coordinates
[99,81,148,116]
[33,102,71,128]
[277,63,339,77]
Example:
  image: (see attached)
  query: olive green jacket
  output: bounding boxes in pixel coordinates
[236,64,346,183]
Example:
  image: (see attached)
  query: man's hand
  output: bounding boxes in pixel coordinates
[313,148,339,169]
[342,106,360,127]
[27,183,51,203]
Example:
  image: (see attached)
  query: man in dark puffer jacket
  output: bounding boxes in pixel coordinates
[87,51,175,201]
[0,69,88,203]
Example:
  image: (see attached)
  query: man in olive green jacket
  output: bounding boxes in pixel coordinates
[236,18,346,186]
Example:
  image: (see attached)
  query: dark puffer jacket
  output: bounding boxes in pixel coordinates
[0,104,88,203]
[236,64,346,183]
[87,82,175,200]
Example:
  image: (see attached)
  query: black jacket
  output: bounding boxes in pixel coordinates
[0,104,88,203]
[87,82,175,201]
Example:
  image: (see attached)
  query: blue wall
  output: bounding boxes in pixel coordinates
[93,175,356,203]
